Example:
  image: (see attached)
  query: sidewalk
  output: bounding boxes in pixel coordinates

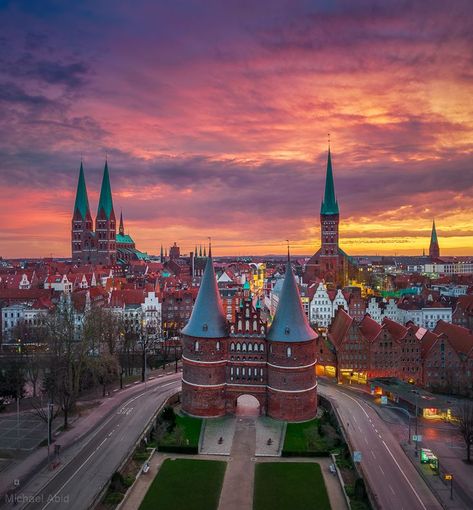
[0,368,181,500]
[402,443,471,510]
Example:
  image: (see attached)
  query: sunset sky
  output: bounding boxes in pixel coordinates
[1,0,472,258]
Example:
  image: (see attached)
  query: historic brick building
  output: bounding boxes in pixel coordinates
[72,162,147,265]
[181,251,318,422]
[304,149,350,288]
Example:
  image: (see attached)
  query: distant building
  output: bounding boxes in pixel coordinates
[71,162,148,265]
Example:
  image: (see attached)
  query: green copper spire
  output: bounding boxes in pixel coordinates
[74,161,90,220]
[431,220,438,244]
[320,148,339,215]
[97,161,114,219]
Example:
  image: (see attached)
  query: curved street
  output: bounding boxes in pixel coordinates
[14,374,181,510]
[319,380,442,510]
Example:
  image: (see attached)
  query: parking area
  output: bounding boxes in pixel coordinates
[0,415,53,450]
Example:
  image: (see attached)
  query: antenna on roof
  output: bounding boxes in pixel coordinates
[208,236,212,258]
[328,132,331,150]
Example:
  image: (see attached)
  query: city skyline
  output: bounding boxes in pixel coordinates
[1,1,473,258]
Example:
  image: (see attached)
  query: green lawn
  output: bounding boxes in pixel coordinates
[139,459,226,510]
[254,462,331,510]
[176,414,202,446]
[157,414,202,448]
[283,419,331,454]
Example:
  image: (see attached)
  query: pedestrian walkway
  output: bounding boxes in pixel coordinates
[402,443,471,510]
[255,416,285,456]
[0,372,181,500]
[199,416,236,455]
[218,417,256,510]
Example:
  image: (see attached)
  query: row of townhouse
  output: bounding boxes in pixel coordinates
[317,309,473,395]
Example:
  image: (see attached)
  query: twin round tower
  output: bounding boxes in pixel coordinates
[181,248,318,422]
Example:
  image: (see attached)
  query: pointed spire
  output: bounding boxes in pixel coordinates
[199,245,202,257]
[431,220,438,244]
[320,147,339,215]
[119,211,124,235]
[195,245,198,256]
[73,161,91,220]
[267,257,316,343]
[97,161,114,219]
[203,245,207,257]
[208,237,212,258]
[182,250,227,338]
[160,244,164,262]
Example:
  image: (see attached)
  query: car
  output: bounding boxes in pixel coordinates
[329,464,337,475]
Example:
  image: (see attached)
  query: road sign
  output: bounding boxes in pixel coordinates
[381,396,388,405]
[412,434,423,442]
[353,451,362,463]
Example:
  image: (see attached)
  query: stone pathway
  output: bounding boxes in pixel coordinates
[217,417,256,510]
[255,416,286,456]
[200,416,236,455]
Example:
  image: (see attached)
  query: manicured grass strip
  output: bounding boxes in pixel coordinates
[176,414,202,446]
[139,459,226,510]
[253,462,331,510]
[283,419,328,453]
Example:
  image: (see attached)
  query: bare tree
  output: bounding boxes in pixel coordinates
[457,400,473,463]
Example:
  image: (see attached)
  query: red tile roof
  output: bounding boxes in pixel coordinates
[359,314,383,342]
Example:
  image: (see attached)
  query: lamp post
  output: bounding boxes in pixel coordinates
[412,389,420,456]
[47,403,54,464]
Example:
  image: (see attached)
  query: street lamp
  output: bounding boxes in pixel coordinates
[411,389,420,456]
[47,403,54,464]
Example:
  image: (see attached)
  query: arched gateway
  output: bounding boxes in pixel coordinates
[181,248,318,423]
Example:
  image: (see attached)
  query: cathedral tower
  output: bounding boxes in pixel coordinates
[71,162,95,263]
[95,161,116,265]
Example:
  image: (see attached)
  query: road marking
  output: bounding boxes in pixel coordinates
[162,382,176,387]
[364,436,368,445]
[389,484,395,495]
[371,451,376,459]
[381,440,427,510]
[335,388,429,510]
[379,465,385,476]
[42,437,109,509]
[353,415,358,424]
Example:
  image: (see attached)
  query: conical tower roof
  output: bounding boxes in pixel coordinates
[182,255,227,338]
[267,259,316,343]
[73,162,90,220]
[97,161,114,219]
[320,148,339,215]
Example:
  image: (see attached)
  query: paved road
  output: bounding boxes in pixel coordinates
[14,374,181,510]
[319,381,442,510]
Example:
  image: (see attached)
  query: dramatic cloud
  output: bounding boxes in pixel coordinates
[0,0,472,257]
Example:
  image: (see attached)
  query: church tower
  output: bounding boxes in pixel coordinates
[429,220,440,260]
[95,161,116,265]
[71,162,94,263]
[319,147,340,274]
[266,253,317,421]
[304,147,348,286]
[181,246,228,417]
